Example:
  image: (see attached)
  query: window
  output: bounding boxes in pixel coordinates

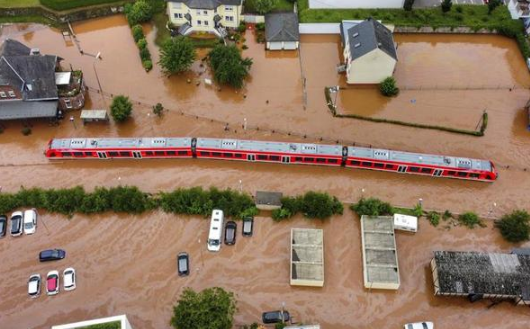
[385,164,394,169]
[295,157,303,162]
[457,172,468,177]
[197,20,202,25]
[469,173,479,178]
[353,32,359,38]
[374,163,384,168]
[328,159,338,164]
[155,151,165,156]
[234,153,242,158]
[304,157,315,162]
[409,167,420,172]
[167,151,176,156]
[212,152,222,157]
[84,152,93,157]
[204,20,209,26]
[119,151,130,157]
[225,6,233,11]
[196,10,201,15]
[350,160,360,165]
[178,150,188,155]
[421,168,432,173]
[354,43,361,48]
[270,155,280,161]
[223,153,233,158]
[448,171,456,175]
[200,151,210,156]
[257,155,268,160]
[108,152,118,157]
[145,151,154,156]
[174,13,183,19]
[316,158,326,163]
[203,10,208,15]
[62,152,72,156]
[225,16,234,22]
[361,162,372,167]
[64,99,72,109]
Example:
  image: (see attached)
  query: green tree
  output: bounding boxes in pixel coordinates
[170,287,236,329]
[351,197,393,217]
[488,0,502,14]
[125,0,153,25]
[110,95,133,123]
[159,36,196,75]
[441,0,452,13]
[254,0,276,14]
[495,210,530,243]
[132,24,145,42]
[403,0,414,11]
[208,45,253,88]
[379,77,399,97]
[153,102,164,117]
[458,212,484,228]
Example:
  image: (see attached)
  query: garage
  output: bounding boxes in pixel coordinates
[265,12,300,51]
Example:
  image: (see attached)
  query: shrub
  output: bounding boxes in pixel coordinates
[140,47,151,61]
[403,0,414,11]
[300,191,343,220]
[110,95,133,123]
[427,211,440,227]
[21,127,32,136]
[455,5,463,13]
[441,0,452,13]
[379,77,399,97]
[495,210,530,243]
[351,198,393,217]
[126,0,153,25]
[254,0,276,14]
[237,21,246,33]
[443,210,453,220]
[271,208,292,222]
[109,186,149,213]
[458,212,484,228]
[255,22,265,31]
[132,24,145,42]
[153,102,164,116]
[142,60,153,71]
[159,36,196,75]
[274,324,287,329]
[488,0,502,14]
[208,45,253,88]
[242,45,248,50]
[137,38,148,50]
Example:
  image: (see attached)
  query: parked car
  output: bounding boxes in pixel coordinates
[262,310,290,324]
[46,271,60,296]
[0,215,7,238]
[23,209,38,235]
[10,211,23,237]
[28,274,41,298]
[63,268,76,291]
[39,249,66,262]
[242,216,253,237]
[404,322,434,329]
[224,221,237,245]
[177,252,189,277]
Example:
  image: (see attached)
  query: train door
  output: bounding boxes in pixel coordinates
[397,165,407,173]
[433,169,443,177]
[97,152,107,159]
[247,154,255,162]
[133,151,142,159]
[282,156,290,164]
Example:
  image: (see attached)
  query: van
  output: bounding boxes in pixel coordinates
[207,209,224,252]
[23,209,38,235]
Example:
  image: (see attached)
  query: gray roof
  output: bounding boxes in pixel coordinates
[0,100,58,120]
[343,18,397,61]
[166,0,240,10]
[255,191,283,206]
[265,13,299,42]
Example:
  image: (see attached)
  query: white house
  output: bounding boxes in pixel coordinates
[265,12,300,50]
[508,0,530,19]
[309,0,405,9]
[340,18,398,84]
[166,0,243,37]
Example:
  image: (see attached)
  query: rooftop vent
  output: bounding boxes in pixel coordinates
[354,43,361,48]
[353,32,359,38]
[30,48,40,56]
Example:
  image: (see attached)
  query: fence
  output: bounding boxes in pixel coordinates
[0,4,126,24]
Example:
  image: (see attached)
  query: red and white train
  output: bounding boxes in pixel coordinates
[45,137,498,182]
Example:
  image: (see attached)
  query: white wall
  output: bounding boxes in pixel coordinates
[52,315,132,329]
[309,0,405,9]
[347,49,397,84]
[167,2,242,31]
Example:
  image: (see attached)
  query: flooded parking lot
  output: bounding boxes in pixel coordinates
[1,15,530,329]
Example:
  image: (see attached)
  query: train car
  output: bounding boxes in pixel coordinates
[345,146,496,182]
[45,137,497,182]
[195,138,344,166]
[45,137,193,159]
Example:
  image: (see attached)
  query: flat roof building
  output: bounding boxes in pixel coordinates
[431,251,530,305]
[255,191,283,210]
[290,228,324,287]
[360,216,400,290]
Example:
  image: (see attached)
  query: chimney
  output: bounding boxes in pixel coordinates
[30,48,40,56]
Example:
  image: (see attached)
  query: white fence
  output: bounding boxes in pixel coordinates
[299,23,341,34]
[242,14,265,24]
[52,315,133,329]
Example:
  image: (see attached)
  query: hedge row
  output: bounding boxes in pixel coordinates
[271,191,344,221]
[0,186,257,219]
[40,0,131,11]
[130,24,153,71]
[325,87,488,137]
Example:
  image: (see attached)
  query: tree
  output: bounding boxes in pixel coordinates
[170,287,236,329]
[208,45,253,88]
[153,103,164,117]
[488,0,502,14]
[254,0,276,14]
[403,0,415,11]
[351,198,393,217]
[495,210,530,243]
[441,0,452,13]
[125,0,153,25]
[159,36,195,76]
[110,95,133,123]
[379,77,399,97]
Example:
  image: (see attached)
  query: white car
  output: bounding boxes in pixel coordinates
[28,274,41,298]
[63,268,76,291]
[404,322,434,329]
[46,270,60,296]
[23,209,38,235]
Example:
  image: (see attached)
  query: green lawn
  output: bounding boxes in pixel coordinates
[244,0,294,14]
[39,0,131,11]
[0,0,39,7]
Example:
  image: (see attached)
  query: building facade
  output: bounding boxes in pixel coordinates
[166,0,243,37]
[309,0,405,9]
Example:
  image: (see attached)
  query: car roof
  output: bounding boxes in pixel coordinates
[64,272,74,285]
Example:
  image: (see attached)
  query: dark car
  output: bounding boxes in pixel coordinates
[10,212,23,237]
[224,221,237,245]
[39,249,66,262]
[177,252,189,277]
[242,216,253,237]
[262,310,290,324]
[0,215,7,238]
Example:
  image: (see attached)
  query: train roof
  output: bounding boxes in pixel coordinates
[347,146,491,171]
[50,137,192,149]
[196,138,343,156]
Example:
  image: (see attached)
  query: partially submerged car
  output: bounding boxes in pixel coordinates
[23,209,38,235]
[0,215,7,238]
[46,271,60,296]
[39,249,66,262]
[63,268,76,291]
[404,322,434,329]
[262,310,290,324]
[177,252,189,277]
[28,274,41,298]
[224,221,237,245]
[10,211,23,237]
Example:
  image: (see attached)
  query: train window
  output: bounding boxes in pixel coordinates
[62,152,72,157]
[361,162,372,167]
[295,157,303,162]
[109,152,118,157]
[374,163,384,168]
[328,159,338,164]
[457,172,468,177]
[316,158,326,163]
[469,173,479,178]
[257,155,268,160]
[178,151,188,155]
[234,153,243,158]
[200,152,210,156]
[351,160,360,166]
[385,164,394,169]
[447,171,456,175]
[212,152,222,157]
[73,152,83,157]
[84,152,93,157]
[223,153,233,158]
[167,151,176,156]
[421,168,432,173]
[145,151,154,156]
[119,152,131,157]
[270,155,280,161]
[155,151,165,156]
[304,157,315,162]
[409,167,420,172]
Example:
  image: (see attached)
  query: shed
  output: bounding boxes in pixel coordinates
[55,72,71,86]
[290,228,324,287]
[393,214,418,233]
[265,12,300,50]
[360,216,400,290]
[255,191,282,210]
[80,109,109,124]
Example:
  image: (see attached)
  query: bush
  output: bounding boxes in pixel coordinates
[21,127,32,136]
[379,77,399,97]
[242,45,248,50]
[403,0,414,11]
[427,211,440,227]
[351,197,393,217]
[110,95,133,123]
[140,47,151,61]
[495,210,530,243]
[458,212,484,228]
[255,22,265,31]
[208,45,253,88]
[132,24,145,42]
[300,191,343,220]
[488,0,502,14]
[271,208,292,222]
[443,210,453,220]
[238,21,246,33]
[153,102,164,116]
[441,0,452,13]
[274,324,287,329]
[126,0,153,25]
[253,0,276,14]
[455,5,463,13]
[159,36,196,75]
[137,38,148,50]
[142,60,153,71]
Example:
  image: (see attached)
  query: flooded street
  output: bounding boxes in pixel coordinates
[1,15,530,329]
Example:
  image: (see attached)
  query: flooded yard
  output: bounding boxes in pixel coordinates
[1,15,530,329]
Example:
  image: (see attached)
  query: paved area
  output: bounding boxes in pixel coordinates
[414,0,484,8]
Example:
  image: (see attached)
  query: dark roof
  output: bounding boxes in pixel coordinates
[166,0,241,10]
[0,100,58,120]
[265,13,299,42]
[344,18,397,62]
[255,191,283,206]
[433,251,530,298]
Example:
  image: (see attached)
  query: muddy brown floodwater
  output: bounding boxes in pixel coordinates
[1,15,530,329]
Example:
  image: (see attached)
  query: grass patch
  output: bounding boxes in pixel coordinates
[0,0,39,7]
[153,11,170,46]
[40,0,131,11]
[244,0,294,14]
[78,322,120,329]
